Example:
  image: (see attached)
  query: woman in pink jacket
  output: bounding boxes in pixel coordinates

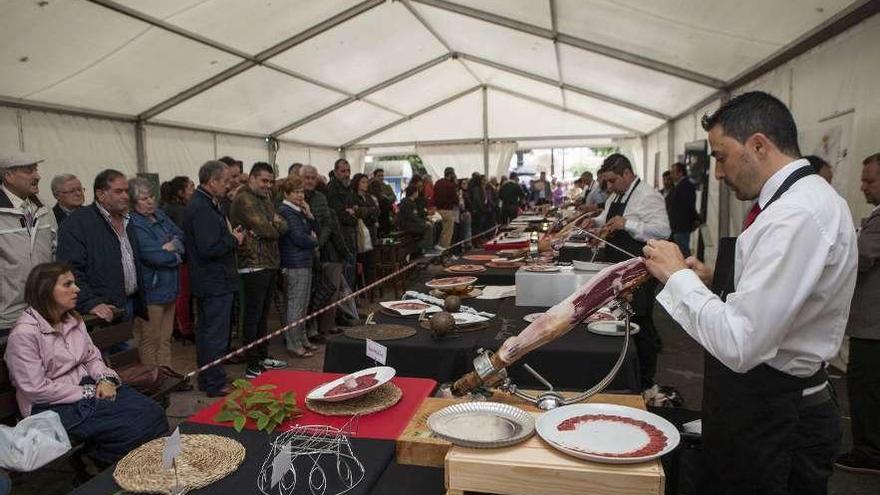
[4,262,167,466]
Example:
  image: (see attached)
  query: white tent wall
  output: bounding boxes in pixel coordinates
[275,142,341,176]
[613,137,646,180]
[10,108,137,207]
[414,142,515,180]
[215,134,270,171]
[144,125,214,182]
[0,107,20,153]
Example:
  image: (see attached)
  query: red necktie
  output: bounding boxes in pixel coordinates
[742,202,761,231]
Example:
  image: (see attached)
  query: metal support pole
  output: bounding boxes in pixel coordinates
[482,86,489,176]
[135,121,147,173]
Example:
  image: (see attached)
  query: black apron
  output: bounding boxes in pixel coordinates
[602,178,646,264]
[702,165,836,494]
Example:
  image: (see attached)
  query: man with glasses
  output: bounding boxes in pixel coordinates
[50,173,85,225]
[0,152,57,336]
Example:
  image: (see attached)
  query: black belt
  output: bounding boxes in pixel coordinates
[800,384,832,409]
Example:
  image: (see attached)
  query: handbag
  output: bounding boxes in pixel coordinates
[356,219,373,254]
[116,364,182,396]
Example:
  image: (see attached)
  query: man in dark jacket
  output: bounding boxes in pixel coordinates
[498,172,524,224]
[664,162,698,257]
[183,160,245,397]
[326,159,358,290]
[58,169,146,323]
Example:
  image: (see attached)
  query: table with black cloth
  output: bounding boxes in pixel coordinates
[452,249,519,286]
[68,422,396,495]
[324,284,641,392]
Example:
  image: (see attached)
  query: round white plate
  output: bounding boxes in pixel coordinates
[523,312,544,323]
[572,260,611,272]
[536,404,679,464]
[586,320,641,336]
[307,366,396,402]
[425,276,478,290]
[428,402,535,448]
[523,265,560,273]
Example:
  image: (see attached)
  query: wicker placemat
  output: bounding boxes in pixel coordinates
[113,434,245,495]
[419,320,490,333]
[305,382,403,416]
[344,324,417,341]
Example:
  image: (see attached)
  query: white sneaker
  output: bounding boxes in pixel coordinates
[434,245,445,252]
[261,357,288,369]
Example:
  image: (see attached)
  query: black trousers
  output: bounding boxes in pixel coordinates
[847,337,880,463]
[240,269,277,369]
[632,279,660,390]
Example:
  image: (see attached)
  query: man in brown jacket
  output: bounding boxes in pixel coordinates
[837,153,880,475]
[230,162,288,378]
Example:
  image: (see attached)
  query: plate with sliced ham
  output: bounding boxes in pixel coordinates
[307,366,396,403]
[462,254,497,262]
[425,276,478,291]
[536,404,679,464]
[445,264,487,274]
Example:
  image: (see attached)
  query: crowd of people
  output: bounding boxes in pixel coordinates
[1,90,879,491]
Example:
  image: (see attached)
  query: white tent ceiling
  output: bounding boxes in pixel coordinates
[0,0,866,150]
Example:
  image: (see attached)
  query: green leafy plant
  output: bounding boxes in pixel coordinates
[212,379,302,433]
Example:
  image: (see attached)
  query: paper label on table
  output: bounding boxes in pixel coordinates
[366,338,387,365]
[162,426,181,469]
[271,443,292,487]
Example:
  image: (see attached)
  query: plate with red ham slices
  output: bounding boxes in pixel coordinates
[536,404,679,464]
[307,366,396,403]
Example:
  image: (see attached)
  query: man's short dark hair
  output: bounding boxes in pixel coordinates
[804,155,829,173]
[334,158,349,171]
[93,169,126,195]
[250,161,275,177]
[444,167,455,178]
[373,168,384,176]
[218,156,243,171]
[288,162,303,175]
[671,162,687,176]
[509,172,518,180]
[198,160,227,185]
[863,153,880,167]
[662,170,672,178]
[601,153,633,176]
[701,91,801,157]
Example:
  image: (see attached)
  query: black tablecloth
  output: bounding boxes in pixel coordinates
[324,290,641,392]
[369,463,445,495]
[70,423,395,495]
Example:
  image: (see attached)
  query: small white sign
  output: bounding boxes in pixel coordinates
[365,338,387,365]
[162,427,182,470]
[270,443,292,488]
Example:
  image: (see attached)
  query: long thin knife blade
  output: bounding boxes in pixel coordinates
[582,229,640,260]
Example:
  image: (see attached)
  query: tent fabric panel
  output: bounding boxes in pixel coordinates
[144,125,214,183]
[0,0,149,100]
[487,90,628,139]
[413,3,560,81]
[116,0,365,55]
[358,91,483,145]
[563,90,665,134]
[20,110,137,206]
[155,66,347,135]
[416,142,516,180]
[308,148,344,176]
[555,0,855,81]
[280,100,400,147]
[0,107,21,153]
[515,138,616,150]
[559,44,717,116]
[215,134,269,170]
[448,0,552,30]
[275,143,311,172]
[366,60,478,115]
[462,61,563,106]
[29,29,242,115]
[269,2,447,94]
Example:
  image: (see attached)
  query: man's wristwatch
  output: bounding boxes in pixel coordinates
[99,375,122,387]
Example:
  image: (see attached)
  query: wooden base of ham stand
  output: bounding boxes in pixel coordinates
[397,391,665,495]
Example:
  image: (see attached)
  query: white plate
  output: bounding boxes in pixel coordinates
[536,404,679,464]
[428,402,535,448]
[307,367,396,402]
[379,300,442,316]
[523,265,560,273]
[586,320,641,336]
[572,260,611,272]
[425,276,478,290]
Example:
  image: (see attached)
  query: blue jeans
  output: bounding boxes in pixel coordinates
[672,231,691,258]
[195,293,233,392]
[32,382,168,465]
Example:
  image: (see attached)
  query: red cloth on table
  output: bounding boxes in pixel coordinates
[175,263,192,335]
[187,370,437,440]
[482,241,529,251]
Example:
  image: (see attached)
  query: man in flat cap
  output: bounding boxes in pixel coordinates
[0,152,57,336]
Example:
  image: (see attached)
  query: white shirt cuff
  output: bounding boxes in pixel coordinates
[625,219,642,240]
[656,269,703,314]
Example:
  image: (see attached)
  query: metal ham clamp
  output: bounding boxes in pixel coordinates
[449,257,651,410]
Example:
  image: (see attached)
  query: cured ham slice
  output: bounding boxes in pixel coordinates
[452,257,650,395]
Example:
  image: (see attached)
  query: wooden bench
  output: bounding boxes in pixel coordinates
[0,313,186,479]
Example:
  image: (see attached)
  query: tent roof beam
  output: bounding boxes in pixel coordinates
[343,85,482,147]
[348,133,630,150]
[408,0,724,89]
[457,52,670,121]
[270,53,454,138]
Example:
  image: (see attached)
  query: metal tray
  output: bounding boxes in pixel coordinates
[427,402,535,448]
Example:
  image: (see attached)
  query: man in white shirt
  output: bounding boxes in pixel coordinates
[588,154,670,391]
[644,91,857,494]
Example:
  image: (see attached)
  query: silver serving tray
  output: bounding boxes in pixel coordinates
[427,402,535,448]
